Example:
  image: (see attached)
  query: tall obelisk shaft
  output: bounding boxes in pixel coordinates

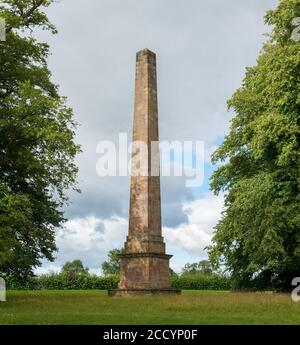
[109,49,180,295]
[127,49,164,253]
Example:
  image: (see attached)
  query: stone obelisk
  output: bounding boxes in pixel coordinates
[109,49,180,296]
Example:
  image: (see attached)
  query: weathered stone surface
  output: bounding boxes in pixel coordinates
[118,253,171,289]
[108,49,180,296]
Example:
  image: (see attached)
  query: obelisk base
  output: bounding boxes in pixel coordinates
[108,253,181,296]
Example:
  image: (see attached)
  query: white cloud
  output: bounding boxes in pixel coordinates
[34,264,61,276]
[36,192,224,274]
[36,215,127,275]
[57,216,127,253]
[164,193,224,256]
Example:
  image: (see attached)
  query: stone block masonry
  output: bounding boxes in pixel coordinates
[108,49,180,296]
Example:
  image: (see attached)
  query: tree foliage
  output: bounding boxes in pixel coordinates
[101,248,124,276]
[182,260,214,275]
[209,0,300,290]
[0,0,80,278]
[61,260,89,276]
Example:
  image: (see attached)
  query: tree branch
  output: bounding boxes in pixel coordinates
[6,0,45,34]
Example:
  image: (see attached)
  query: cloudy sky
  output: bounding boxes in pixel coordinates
[34,0,277,274]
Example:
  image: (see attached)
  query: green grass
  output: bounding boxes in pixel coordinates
[0,290,299,325]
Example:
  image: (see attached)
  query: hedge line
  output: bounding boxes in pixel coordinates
[5,273,231,291]
[171,274,231,290]
[5,274,120,290]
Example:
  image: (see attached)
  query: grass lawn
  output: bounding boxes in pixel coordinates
[0,290,299,325]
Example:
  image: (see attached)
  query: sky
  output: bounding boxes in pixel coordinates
[34,0,277,275]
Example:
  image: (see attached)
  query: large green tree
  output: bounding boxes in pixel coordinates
[209,0,300,290]
[0,0,80,278]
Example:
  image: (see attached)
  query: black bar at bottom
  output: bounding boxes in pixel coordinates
[0,325,298,344]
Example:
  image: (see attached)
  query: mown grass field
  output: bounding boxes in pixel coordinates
[0,290,299,325]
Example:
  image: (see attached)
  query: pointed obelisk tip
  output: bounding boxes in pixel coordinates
[136,48,156,59]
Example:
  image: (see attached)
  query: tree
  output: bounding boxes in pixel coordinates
[101,248,124,275]
[208,0,300,290]
[182,260,213,275]
[0,1,80,278]
[61,260,89,275]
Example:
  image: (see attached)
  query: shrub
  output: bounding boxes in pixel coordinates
[171,273,231,290]
[5,272,231,291]
[5,275,38,290]
[5,273,119,290]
